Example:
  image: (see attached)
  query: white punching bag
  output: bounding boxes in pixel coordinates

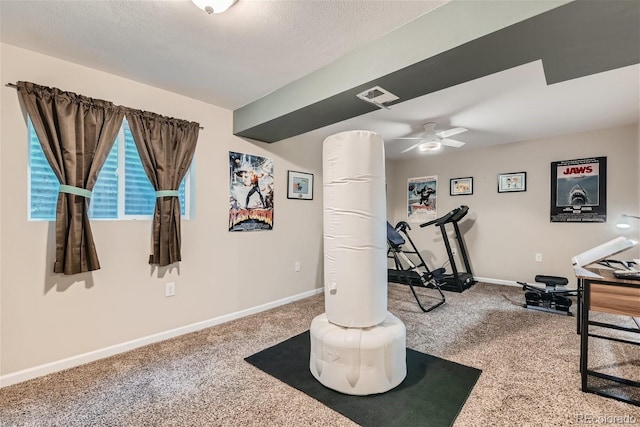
[310,130,406,396]
[323,130,388,328]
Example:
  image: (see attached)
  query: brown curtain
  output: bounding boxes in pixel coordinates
[17,81,125,275]
[125,110,199,267]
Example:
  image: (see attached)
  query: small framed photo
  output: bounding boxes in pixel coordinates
[287,171,314,200]
[450,177,473,196]
[498,172,526,193]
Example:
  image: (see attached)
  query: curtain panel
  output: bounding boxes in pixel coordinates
[17,81,125,275]
[125,110,199,267]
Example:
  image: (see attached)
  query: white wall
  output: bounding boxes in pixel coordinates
[388,124,640,285]
[0,44,324,380]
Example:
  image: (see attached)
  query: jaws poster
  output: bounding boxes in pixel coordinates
[407,176,437,223]
[229,151,274,231]
[550,156,606,223]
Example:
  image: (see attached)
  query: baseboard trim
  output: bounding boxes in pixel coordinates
[474,276,521,287]
[0,287,324,388]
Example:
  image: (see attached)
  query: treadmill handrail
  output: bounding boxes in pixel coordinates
[419,218,439,228]
[419,205,469,228]
[419,208,457,228]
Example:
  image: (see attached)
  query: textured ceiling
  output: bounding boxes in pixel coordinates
[0,0,447,110]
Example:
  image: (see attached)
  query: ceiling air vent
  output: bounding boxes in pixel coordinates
[356,86,399,110]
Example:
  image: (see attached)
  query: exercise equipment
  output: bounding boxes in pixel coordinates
[387,221,446,312]
[310,130,406,396]
[420,205,476,292]
[517,275,576,316]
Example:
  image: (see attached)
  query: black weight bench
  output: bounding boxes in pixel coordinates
[517,275,578,316]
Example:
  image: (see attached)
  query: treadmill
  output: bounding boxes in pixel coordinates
[420,205,476,292]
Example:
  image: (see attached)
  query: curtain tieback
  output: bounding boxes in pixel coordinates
[155,190,179,197]
[59,184,92,198]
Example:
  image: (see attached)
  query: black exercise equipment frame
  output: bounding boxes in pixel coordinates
[517,275,577,316]
[420,205,476,292]
[387,221,446,312]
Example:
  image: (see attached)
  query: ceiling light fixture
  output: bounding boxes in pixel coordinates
[192,0,237,14]
[616,214,640,229]
[418,141,442,152]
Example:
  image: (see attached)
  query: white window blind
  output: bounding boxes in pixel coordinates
[28,118,190,220]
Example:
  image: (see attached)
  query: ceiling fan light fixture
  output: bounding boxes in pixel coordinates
[192,0,237,14]
[418,141,442,152]
[393,122,468,154]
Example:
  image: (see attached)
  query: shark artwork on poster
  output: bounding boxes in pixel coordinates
[550,156,607,223]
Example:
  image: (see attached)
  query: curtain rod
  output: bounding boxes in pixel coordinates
[5,83,204,129]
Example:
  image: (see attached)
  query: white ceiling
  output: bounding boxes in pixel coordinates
[0,0,446,109]
[1,0,638,159]
[318,61,640,159]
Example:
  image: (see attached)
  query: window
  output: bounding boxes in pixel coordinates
[28,119,190,220]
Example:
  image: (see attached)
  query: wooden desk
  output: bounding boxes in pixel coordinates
[576,268,640,406]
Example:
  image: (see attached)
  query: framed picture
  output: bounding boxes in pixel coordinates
[287,171,313,200]
[550,157,606,223]
[229,151,274,231]
[450,177,473,196]
[498,172,526,193]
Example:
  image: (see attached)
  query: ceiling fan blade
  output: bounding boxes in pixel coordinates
[394,137,422,140]
[400,143,419,153]
[436,127,468,139]
[441,138,465,148]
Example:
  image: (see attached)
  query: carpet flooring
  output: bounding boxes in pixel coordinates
[1,282,638,426]
[245,330,481,427]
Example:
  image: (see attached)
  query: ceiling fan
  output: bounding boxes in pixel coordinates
[396,123,468,153]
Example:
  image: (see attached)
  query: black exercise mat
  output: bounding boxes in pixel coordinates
[245,331,481,427]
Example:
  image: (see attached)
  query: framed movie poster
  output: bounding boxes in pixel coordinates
[229,151,274,231]
[550,156,606,223]
[407,175,437,223]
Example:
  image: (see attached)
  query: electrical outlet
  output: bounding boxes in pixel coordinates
[294,261,301,272]
[451,248,457,256]
[165,282,176,297]
[535,253,543,263]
